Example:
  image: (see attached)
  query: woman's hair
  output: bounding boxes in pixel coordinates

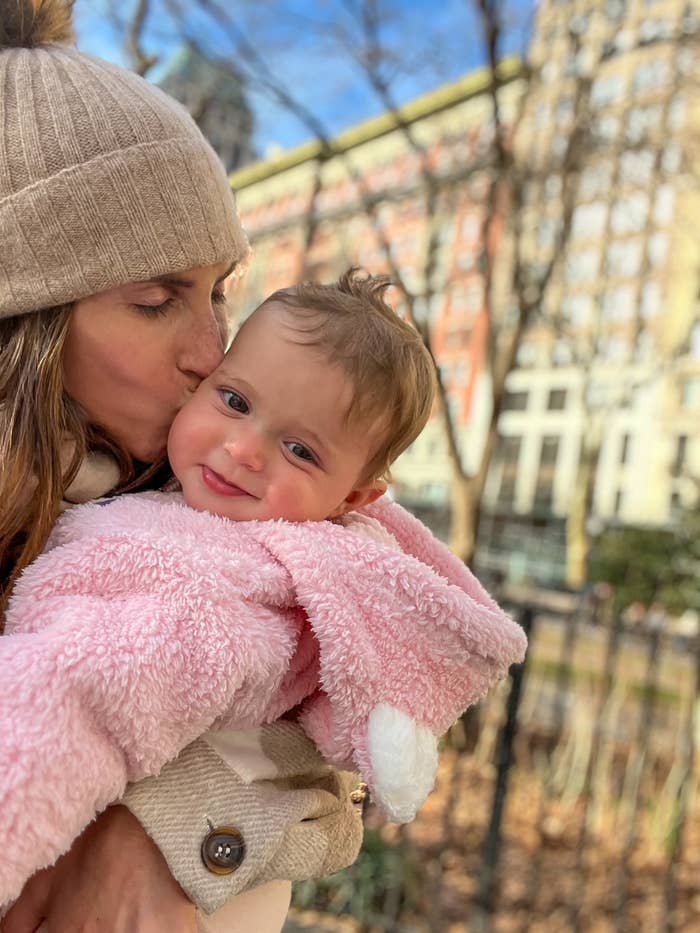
[0,308,136,619]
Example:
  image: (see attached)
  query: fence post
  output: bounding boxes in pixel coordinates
[471,604,535,929]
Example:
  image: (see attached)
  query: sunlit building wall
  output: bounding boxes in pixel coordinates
[229,3,700,576]
[479,0,700,542]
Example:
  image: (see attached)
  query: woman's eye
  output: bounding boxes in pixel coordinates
[220,389,249,414]
[286,441,316,464]
[212,290,228,306]
[134,298,174,317]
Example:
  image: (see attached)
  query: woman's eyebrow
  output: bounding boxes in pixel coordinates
[150,274,194,289]
[150,263,236,289]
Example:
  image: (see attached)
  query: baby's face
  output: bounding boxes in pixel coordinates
[168,301,384,522]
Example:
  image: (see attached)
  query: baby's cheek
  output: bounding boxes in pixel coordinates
[265,480,313,522]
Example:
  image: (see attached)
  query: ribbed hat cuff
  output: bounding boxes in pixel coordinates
[0,136,248,318]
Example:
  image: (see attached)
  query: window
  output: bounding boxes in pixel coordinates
[678,47,696,76]
[654,185,675,225]
[545,175,563,199]
[639,18,674,44]
[535,103,551,128]
[602,336,629,362]
[591,74,625,110]
[540,435,560,466]
[461,213,481,240]
[497,436,521,509]
[501,435,522,464]
[625,104,662,145]
[534,436,559,512]
[662,143,682,174]
[690,322,700,359]
[602,285,636,321]
[547,388,567,410]
[573,202,608,238]
[611,193,649,234]
[668,97,687,132]
[457,251,477,273]
[538,217,560,250]
[607,0,626,20]
[517,342,538,367]
[580,161,614,200]
[620,150,654,187]
[633,59,671,94]
[682,377,700,409]
[553,340,573,365]
[606,239,643,278]
[635,329,655,361]
[562,293,593,324]
[551,134,568,159]
[566,249,601,284]
[595,113,621,143]
[557,96,574,125]
[502,390,529,412]
[641,280,662,318]
[451,283,484,315]
[647,232,668,268]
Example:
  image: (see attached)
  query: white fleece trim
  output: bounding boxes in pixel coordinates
[367,703,438,823]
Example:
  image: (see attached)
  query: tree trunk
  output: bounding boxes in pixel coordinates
[449,473,479,564]
[566,434,599,590]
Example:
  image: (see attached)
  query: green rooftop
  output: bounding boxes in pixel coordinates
[229,58,521,190]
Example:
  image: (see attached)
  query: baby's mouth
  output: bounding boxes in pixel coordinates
[201,465,253,498]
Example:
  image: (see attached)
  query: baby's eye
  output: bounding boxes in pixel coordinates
[285,441,316,464]
[220,389,249,414]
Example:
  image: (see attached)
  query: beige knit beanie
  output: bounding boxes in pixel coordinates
[0,0,249,319]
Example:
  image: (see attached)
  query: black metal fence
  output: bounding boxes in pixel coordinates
[286,592,700,932]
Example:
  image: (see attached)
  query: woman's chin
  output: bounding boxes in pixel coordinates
[126,437,168,466]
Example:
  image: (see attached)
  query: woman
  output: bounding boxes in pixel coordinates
[0,1,363,931]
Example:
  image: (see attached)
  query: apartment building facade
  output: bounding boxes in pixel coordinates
[229,3,699,583]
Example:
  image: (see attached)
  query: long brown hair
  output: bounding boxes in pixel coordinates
[0,305,137,622]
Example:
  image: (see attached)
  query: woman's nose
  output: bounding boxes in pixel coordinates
[178,307,227,383]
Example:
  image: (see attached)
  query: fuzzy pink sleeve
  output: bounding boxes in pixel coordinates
[0,531,293,907]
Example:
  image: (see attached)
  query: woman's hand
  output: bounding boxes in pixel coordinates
[1,806,197,933]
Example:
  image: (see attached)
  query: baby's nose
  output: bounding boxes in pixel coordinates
[224,437,265,472]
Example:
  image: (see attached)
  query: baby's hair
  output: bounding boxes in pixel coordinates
[265,268,436,482]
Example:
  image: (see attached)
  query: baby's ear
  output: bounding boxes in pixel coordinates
[330,480,387,517]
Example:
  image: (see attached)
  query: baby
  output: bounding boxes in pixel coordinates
[167,268,433,524]
[0,270,526,904]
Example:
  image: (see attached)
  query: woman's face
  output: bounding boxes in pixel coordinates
[63,260,235,463]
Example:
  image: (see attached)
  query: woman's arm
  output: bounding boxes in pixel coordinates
[1,806,197,933]
[1,729,363,929]
[121,726,364,913]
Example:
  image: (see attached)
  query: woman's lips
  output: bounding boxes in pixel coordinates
[201,466,251,497]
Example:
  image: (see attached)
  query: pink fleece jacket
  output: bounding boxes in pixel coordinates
[0,492,526,904]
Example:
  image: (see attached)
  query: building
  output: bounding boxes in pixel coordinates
[159,47,255,172]
[229,3,700,585]
[474,0,700,583]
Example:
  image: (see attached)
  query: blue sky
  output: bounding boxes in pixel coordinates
[74,0,534,157]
